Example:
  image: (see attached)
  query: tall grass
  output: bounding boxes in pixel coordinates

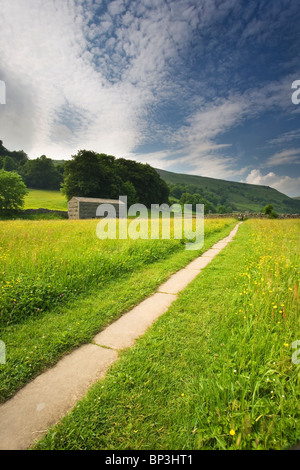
[0,218,233,326]
[0,219,182,326]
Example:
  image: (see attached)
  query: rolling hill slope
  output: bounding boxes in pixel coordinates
[155,168,300,214]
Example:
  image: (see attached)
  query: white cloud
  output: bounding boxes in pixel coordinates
[107,0,126,17]
[0,0,176,158]
[266,148,300,167]
[266,129,300,147]
[245,169,300,198]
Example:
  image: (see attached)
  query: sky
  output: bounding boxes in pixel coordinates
[0,0,300,197]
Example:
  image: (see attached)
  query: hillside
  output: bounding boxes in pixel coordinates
[155,168,300,214]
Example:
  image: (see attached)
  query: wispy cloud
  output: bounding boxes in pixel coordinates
[266,130,300,147]
[265,148,300,167]
[137,78,295,179]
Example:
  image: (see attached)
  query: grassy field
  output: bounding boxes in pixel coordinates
[31,219,300,451]
[24,189,68,211]
[0,217,236,402]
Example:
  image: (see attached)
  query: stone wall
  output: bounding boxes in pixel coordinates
[205,213,300,219]
[24,208,68,218]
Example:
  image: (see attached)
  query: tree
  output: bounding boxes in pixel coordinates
[180,192,215,214]
[0,141,28,167]
[2,156,18,171]
[19,155,63,190]
[0,170,28,214]
[120,180,138,206]
[169,183,185,199]
[62,150,170,206]
[115,158,169,207]
[61,150,122,201]
[217,204,227,214]
[263,204,278,218]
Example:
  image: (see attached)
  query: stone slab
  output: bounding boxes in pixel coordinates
[184,256,213,271]
[212,241,229,249]
[157,268,202,295]
[0,344,118,450]
[93,293,176,350]
[200,248,221,258]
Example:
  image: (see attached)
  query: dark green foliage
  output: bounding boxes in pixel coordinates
[0,140,28,170]
[2,155,18,171]
[179,191,216,214]
[62,151,169,207]
[19,155,63,190]
[115,158,169,207]
[61,150,120,200]
[263,204,278,218]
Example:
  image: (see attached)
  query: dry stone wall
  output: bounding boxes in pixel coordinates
[205,213,300,219]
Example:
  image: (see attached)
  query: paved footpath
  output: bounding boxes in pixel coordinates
[0,223,242,450]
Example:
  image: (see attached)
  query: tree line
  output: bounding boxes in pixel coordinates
[0,141,170,213]
[168,182,237,214]
[0,140,235,214]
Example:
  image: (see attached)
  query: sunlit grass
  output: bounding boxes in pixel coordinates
[24,189,67,211]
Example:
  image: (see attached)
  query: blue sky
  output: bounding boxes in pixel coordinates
[0,0,300,196]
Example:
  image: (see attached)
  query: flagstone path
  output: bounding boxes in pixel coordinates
[0,222,242,450]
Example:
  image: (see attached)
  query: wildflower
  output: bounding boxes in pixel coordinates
[229,429,235,436]
[284,343,289,347]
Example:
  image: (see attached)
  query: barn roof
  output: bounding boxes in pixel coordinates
[70,196,124,204]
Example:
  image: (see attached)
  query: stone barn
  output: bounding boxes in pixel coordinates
[68,196,124,220]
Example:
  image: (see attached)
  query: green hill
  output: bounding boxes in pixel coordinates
[155,168,300,214]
